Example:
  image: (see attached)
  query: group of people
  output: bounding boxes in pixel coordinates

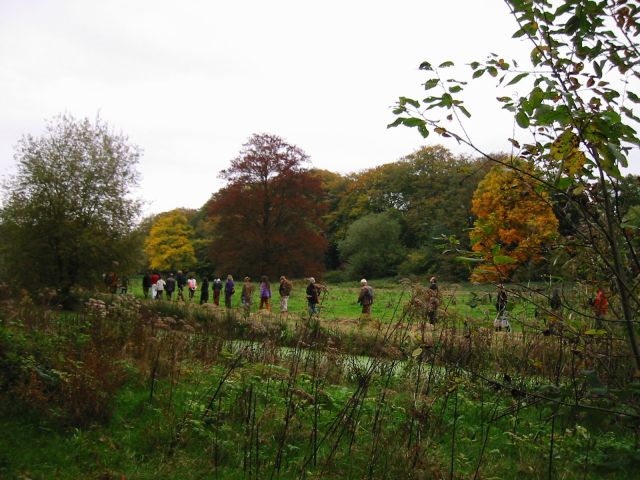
[142,272,299,312]
[140,272,376,317]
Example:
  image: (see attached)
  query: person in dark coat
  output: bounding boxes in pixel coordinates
[200,276,210,305]
[165,273,176,301]
[176,270,186,301]
[142,272,152,299]
[224,274,235,308]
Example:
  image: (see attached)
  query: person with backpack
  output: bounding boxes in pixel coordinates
[241,276,255,316]
[279,275,293,313]
[212,275,223,306]
[357,279,374,316]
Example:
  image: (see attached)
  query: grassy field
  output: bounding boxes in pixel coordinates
[2,278,629,479]
[123,275,558,332]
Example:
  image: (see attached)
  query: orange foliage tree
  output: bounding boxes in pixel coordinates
[208,134,327,278]
[469,163,559,282]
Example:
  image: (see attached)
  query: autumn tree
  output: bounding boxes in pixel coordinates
[208,134,327,278]
[469,163,559,282]
[322,145,490,279]
[0,115,142,294]
[144,210,197,272]
[390,0,640,366]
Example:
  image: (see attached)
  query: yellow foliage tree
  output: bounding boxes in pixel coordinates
[469,163,558,282]
[144,210,197,272]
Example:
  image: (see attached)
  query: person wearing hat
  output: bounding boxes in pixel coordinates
[357,278,374,316]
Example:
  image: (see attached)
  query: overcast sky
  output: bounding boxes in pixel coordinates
[0,0,593,216]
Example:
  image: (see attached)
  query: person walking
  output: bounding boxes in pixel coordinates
[142,272,152,299]
[155,275,166,300]
[176,270,186,301]
[593,288,608,329]
[357,279,374,317]
[224,274,235,308]
[241,276,255,316]
[259,275,271,311]
[187,275,197,300]
[426,276,440,324]
[306,277,321,316]
[200,276,210,305]
[494,283,510,331]
[165,273,176,301]
[279,275,293,313]
[150,272,160,299]
[212,275,223,306]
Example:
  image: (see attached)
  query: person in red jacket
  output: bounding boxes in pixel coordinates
[593,288,608,329]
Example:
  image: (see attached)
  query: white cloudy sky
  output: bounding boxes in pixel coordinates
[0,0,572,216]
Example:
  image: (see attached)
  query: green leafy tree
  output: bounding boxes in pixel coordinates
[144,210,197,272]
[338,212,406,279]
[0,115,142,294]
[390,0,640,368]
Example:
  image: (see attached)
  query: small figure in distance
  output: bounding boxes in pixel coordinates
[142,271,152,299]
[225,274,235,308]
[259,275,271,311]
[241,276,255,316]
[493,283,510,332]
[109,272,119,295]
[279,275,293,313]
[187,274,197,300]
[155,274,166,300]
[165,273,176,301]
[151,272,160,299]
[212,274,223,306]
[120,275,129,295]
[200,276,210,305]
[592,287,608,329]
[176,270,186,301]
[357,278,374,318]
[426,276,440,325]
[306,277,325,316]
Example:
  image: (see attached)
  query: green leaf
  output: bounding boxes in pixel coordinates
[556,177,573,190]
[515,110,530,128]
[403,118,426,127]
[424,79,440,91]
[472,69,485,79]
[400,96,421,108]
[387,118,404,129]
[493,255,516,265]
[627,91,640,104]
[622,206,640,230]
[456,256,485,263]
[457,105,472,118]
[449,85,463,93]
[419,61,433,71]
[506,72,529,86]
[439,61,454,68]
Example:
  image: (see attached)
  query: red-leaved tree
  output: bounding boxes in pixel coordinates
[208,133,327,278]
